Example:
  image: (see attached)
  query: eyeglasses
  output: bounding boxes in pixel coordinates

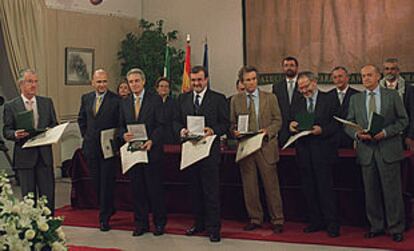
[384,67,398,71]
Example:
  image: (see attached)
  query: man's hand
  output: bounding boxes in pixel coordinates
[289,121,299,133]
[141,140,153,151]
[405,137,414,151]
[204,127,214,136]
[123,132,134,142]
[373,131,385,141]
[357,131,372,141]
[180,128,189,137]
[258,128,268,136]
[15,129,29,139]
[311,125,322,135]
[233,130,241,138]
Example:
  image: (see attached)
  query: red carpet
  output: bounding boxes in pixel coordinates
[68,245,121,251]
[57,206,413,250]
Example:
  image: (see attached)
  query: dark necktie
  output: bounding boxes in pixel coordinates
[368,92,376,115]
[194,94,201,114]
[248,94,258,131]
[307,97,314,113]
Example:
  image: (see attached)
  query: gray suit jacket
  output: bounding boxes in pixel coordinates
[345,88,408,165]
[230,90,282,164]
[3,96,57,169]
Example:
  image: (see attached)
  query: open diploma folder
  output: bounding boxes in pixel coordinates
[334,113,384,136]
[120,142,148,174]
[235,133,265,162]
[180,135,216,170]
[22,122,74,148]
[282,130,313,150]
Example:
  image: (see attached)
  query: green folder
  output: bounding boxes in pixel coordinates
[16,110,35,132]
[295,112,315,131]
[367,112,385,136]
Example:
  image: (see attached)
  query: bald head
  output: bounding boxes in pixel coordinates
[92,69,109,94]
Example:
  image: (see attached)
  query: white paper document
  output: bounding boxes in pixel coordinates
[120,142,148,174]
[100,128,116,159]
[333,116,364,131]
[127,124,148,141]
[237,114,249,133]
[187,116,205,136]
[235,133,265,162]
[23,122,71,148]
[180,135,217,170]
[282,130,313,150]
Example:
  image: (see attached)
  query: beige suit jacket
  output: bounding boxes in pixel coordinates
[230,90,282,164]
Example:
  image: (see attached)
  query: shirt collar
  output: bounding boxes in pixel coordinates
[246,88,259,97]
[336,85,349,94]
[366,85,380,95]
[193,87,207,99]
[133,89,145,101]
[309,89,318,101]
[21,94,36,104]
[95,91,106,98]
[286,75,298,84]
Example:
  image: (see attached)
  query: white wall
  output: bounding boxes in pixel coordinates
[142,0,244,97]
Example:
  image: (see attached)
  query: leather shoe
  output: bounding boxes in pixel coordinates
[132,226,149,236]
[99,221,110,232]
[153,225,165,236]
[272,224,283,233]
[243,223,261,231]
[392,233,404,242]
[364,231,385,239]
[327,224,340,238]
[185,225,205,236]
[303,224,325,233]
[209,232,221,242]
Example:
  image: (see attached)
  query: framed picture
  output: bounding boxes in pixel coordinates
[65,47,95,85]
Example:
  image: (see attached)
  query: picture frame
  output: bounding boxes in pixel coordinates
[65,47,95,85]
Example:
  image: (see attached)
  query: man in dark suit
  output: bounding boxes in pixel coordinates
[289,71,340,237]
[379,58,414,150]
[230,66,284,233]
[327,66,359,149]
[155,77,178,144]
[119,68,167,237]
[3,69,57,213]
[173,65,230,242]
[345,64,408,242]
[272,56,301,147]
[77,69,120,231]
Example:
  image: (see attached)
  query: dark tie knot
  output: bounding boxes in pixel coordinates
[369,91,375,96]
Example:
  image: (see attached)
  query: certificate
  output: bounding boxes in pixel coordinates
[235,133,265,162]
[120,142,148,174]
[23,122,71,148]
[282,130,313,150]
[180,135,216,170]
[100,128,116,159]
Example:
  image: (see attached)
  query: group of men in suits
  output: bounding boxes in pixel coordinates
[3,56,413,244]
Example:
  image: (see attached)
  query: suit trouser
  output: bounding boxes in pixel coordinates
[128,161,167,228]
[190,151,221,233]
[297,145,338,226]
[19,157,55,215]
[361,149,405,234]
[239,150,284,225]
[87,156,116,222]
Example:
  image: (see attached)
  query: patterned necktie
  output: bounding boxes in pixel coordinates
[194,94,201,114]
[369,92,376,115]
[248,94,258,131]
[287,80,294,104]
[135,96,141,119]
[307,97,314,113]
[95,96,102,115]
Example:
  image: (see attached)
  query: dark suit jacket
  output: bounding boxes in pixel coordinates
[327,87,360,149]
[173,89,230,159]
[3,96,57,169]
[345,88,408,165]
[230,90,282,164]
[272,79,302,146]
[161,96,179,144]
[290,91,339,160]
[119,90,164,163]
[78,91,121,160]
[407,85,414,139]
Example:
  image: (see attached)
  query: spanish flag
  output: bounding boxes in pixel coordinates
[181,36,191,93]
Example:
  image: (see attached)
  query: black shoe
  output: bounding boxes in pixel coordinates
[364,230,385,239]
[392,233,404,242]
[99,221,110,232]
[185,225,205,236]
[209,232,221,242]
[303,224,325,233]
[243,223,261,231]
[272,224,283,234]
[327,224,340,238]
[132,226,149,236]
[153,225,165,236]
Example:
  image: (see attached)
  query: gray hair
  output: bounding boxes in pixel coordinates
[361,64,381,74]
[298,71,318,82]
[384,58,399,64]
[126,68,146,82]
[18,69,37,84]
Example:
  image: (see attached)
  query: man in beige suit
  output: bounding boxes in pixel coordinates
[230,65,284,233]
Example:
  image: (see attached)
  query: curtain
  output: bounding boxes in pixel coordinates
[245,0,414,73]
[0,0,47,94]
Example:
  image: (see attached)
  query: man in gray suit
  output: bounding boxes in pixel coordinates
[3,69,58,213]
[345,64,408,242]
